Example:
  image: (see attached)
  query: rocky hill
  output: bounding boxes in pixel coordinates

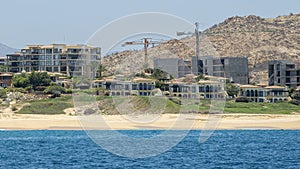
[101,13,300,84]
[0,43,18,57]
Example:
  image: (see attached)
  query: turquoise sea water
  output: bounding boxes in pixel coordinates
[0,130,300,168]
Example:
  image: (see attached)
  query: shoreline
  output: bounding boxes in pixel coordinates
[1,113,300,130]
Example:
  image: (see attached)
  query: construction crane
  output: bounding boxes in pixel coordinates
[177,22,200,73]
[122,38,166,66]
[177,22,277,76]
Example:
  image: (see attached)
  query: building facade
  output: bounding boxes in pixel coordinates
[101,75,225,100]
[0,56,7,66]
[239,85,290,102]
[268,60,300,88]
[169,81,225,99]
[7,44,101,77]
[192,56,249,84]
[0,73,12,88]
[103,77,156,97]
[153,58,191,78]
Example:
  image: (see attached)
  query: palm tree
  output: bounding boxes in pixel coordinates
[97,64,106,79]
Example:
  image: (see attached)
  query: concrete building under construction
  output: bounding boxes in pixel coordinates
[153,58,191,78]
[268,60,300,88]
[192,56,249,84]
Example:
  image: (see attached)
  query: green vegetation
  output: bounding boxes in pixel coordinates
[195,74,209,81]
[291,90,300,100]
[164,98,180,114]
[29,71,51,89]
[290,90,300,105]
[16,93,300,115]
[177,100,300,114]
[150,68,169,80]
[0,65,7,72]
[44,85,66,98]
[226,83,239,97]
[12,73,30,88]
[97,64,107,78]
[136,68,172,80]
[0,89,7,98]
[44,85,66,94]
[224,101,300,114]
[12,71,51,89]
[17,96,73,115]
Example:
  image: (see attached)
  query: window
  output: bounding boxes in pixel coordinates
[199,86,204,92]
[132,84,137,90]
[246,90,250,97]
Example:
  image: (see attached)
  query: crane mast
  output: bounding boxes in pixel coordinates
[122,38,167,67]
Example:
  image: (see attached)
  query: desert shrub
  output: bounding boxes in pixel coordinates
[66,89,72,94]
[25,86,33,93]
[11,106,18,111]
[14,88,27,93]
[44,85,66,94]
[35,86,47,91]
[226,83,239,97]
[44,85,66,98]
[291,91,300,101]
[290,99,300,106]
[235,96,249,103]
[0,89,7,99]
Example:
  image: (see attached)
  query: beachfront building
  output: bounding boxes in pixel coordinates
[0,73,12,88]
[192,56,249,84]
[0,56,7,66]
[7,44,101,77]
[103,77,156,96]
[239,85,290,102]
[6,53,21,73]
[100,74,226,99]
[169,81,225,99]
[153,58,191,78]
[168,75,226,99]
[268,60,300,89]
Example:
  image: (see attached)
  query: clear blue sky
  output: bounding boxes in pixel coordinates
[1,0,299,48]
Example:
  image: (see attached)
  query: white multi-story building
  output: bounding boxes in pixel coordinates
[7,44,101,77]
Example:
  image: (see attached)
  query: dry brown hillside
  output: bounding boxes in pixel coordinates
[101,14,300,84]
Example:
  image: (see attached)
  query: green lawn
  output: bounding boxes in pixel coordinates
[17,94,300,115]
[17,96,73,115]
[224,101,300,114]
[189,100,300,114]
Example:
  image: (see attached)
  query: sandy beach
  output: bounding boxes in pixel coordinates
[1,112,300,130]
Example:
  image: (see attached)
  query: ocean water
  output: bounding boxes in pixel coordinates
[0,130,300,168]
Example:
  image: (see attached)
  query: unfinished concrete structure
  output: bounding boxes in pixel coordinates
[268,60,300,88]
[192,56,249,84]
[153,58,191,78]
